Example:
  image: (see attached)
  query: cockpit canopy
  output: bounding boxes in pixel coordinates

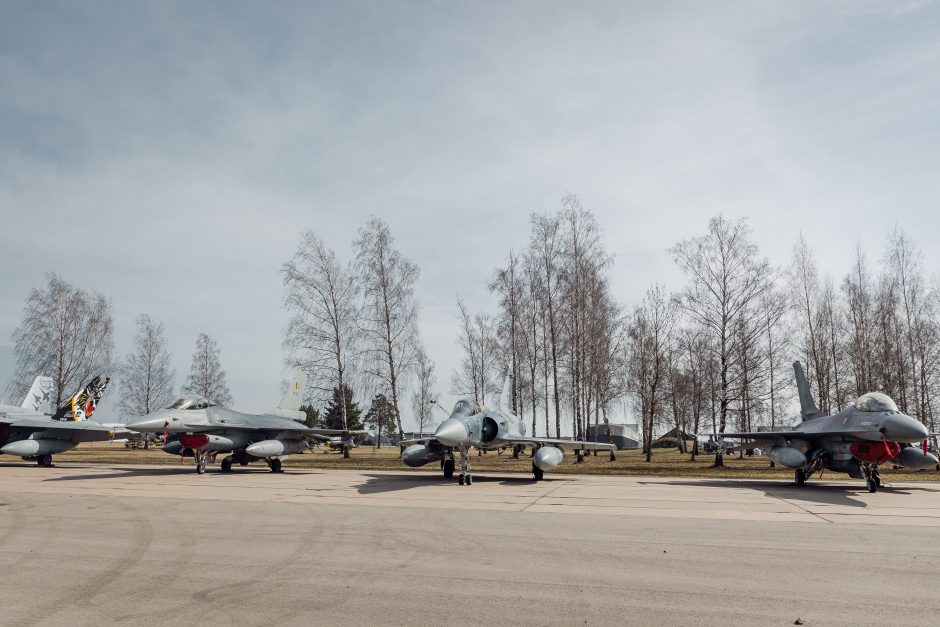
[168,395,215,410]
[854,392,899,413]
[451,399,481,417]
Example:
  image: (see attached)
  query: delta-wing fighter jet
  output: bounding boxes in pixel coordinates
[402,374,616,484]
[0,375,119,466]
[125,375,369,473]
[715,361,936,492]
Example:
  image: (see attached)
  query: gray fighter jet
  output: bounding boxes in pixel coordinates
[125,375,368,473]
[401,374,616,484]
[0,375,119,466]
[715,361,936,492]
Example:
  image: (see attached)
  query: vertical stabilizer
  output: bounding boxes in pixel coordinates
[52,375,109,421]
[793,361,822,420]
[498,369,513,414]
[277,372,307,412]
[20,376,54,413]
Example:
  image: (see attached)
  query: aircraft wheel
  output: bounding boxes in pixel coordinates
[867,477,877,493]
[458,474,465,486]
[220,456,233,472]
[794,469,806,486]
[442,459,454,479]
[533,464,544,481]
[37,454,53,467]
[270,458,282,473]
[466,474,472,485]
[196,461,206,474]
[874,474,881,488]
[343,447,350,459]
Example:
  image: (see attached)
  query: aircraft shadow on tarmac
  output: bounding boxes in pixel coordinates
[38,466,319,481]
[355,472,571,495]
[644,479,936,509]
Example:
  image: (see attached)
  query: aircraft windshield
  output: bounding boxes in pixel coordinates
[168,397,214,410]
[854,393,899,413]
[451,399,480,417]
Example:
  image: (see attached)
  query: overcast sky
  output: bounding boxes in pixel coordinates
[1,1,939,428]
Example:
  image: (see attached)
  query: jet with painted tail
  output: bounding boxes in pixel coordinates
[0,375,120,466]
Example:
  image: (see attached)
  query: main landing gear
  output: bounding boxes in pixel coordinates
[532,464,544,481]
[794,468,806,486]
[457,445,472,485]
[35,454,53,467]
[266,458,282,473]
[864,464,882,493]
[220,455,234,472]
[441,455,455,479]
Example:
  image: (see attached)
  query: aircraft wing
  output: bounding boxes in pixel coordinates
[4,419,122,442]
[716,431,808,440]
[501,437,616,452]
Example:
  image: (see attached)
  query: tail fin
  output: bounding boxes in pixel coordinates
[20,376,54,413]
[498,369,513,414]
[277,372,307,412]
[266,372,307,422]
[52,375,110,421]
[793,361,822,420]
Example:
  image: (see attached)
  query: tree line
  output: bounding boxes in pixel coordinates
[7,208,939,468]
[458,205,940,467]
[7,275,233,417]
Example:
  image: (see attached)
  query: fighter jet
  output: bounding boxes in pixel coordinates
[401,374,616,484]
[125,374,369,473]
[0,375,118,466]
[715,361,937,492]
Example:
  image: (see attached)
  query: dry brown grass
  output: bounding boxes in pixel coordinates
[45,442,940,480]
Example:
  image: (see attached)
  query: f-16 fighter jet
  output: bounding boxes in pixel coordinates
[0,375,118,466]
[715,361,936,492]
[125,375,369,473]
[401,374,616,484]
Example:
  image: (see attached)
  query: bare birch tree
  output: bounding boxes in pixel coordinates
[411,345,438,434]
[628,285,677,462]
[183,333,232,405]
[354,217,420,439]
[670,215,772,466]
[8,273,114,406]
[282,231,360,428]
[118,314,175,418]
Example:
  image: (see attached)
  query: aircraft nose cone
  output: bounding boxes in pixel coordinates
[125,416,165,433]
[435,418,469,447]
[882,414,928,443]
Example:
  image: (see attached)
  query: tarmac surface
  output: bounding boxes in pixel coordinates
[1,463,939,626]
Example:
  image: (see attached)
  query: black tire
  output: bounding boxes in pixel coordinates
[874,475,881,488]
[458,474,465,485]
[466,474,472,485]
[867,477,877,493]
[196,461,206,474]
[38,454,53,467]
[270,458,282,473]
[533,464,544,481]
[443,459,455,479]
[794,469,806,486]
[343,447,350,459]
[220,456,233,472]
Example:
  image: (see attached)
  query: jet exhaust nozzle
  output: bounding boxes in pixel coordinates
[768,445,808,469]
[434,418,470,447]
[401,444,440,467]
[533,446,564,471]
